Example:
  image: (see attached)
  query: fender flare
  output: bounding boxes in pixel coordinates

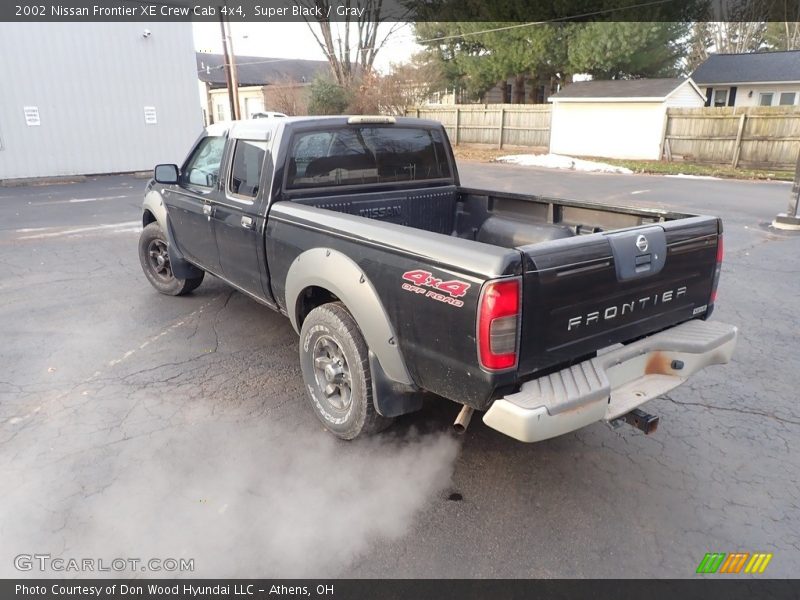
[285,247,413,387]
[143,189,168,229]
[142,190,203,280]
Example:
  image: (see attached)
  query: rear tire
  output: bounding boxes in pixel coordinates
[299,302,393,440]
[138,222,204,296]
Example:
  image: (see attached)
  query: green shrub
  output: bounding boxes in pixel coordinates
[308,77,351,115]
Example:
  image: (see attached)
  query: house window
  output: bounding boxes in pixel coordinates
[713,89,728,107]
[216,102,228,122]
[779,92,797,106]
[759,92,774,106]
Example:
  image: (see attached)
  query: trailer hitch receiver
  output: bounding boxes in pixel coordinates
[621,408,660,434]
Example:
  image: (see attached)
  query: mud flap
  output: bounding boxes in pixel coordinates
[165,217,204,280]
[369,351,423,418]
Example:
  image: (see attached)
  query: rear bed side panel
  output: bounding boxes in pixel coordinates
[518,216,721,376]
[267,203,522,408]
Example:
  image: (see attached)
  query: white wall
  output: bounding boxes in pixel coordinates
[209,86,266,122]
[703,83,800,107]
[0,23,204,180]
[550,102,667,160]
[665,83,706,108]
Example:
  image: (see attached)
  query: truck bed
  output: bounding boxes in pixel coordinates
[269,183,720,405]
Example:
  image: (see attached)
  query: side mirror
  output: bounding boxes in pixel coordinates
[154,164,179,184]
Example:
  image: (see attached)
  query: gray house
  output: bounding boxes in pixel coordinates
[0,23,203,181]
[692,50,800,108]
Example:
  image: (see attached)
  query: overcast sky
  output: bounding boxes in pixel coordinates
[192,22,421,72]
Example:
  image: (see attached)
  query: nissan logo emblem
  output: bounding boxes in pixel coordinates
[636,234,649,252]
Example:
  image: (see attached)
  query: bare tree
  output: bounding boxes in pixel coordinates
[688,17,800,73]
[686,21,768,71]
[300,0,407,87]
[347,54,447,115]
[264,78,310,116]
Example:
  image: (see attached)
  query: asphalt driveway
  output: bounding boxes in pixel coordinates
[1,163,798,578]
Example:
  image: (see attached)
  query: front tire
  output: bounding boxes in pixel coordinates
[299,302,393,440]
[138,222,204,296]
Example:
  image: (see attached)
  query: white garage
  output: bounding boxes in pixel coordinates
[549,78,705,160]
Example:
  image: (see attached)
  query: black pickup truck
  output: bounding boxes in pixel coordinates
[139,116,737,442]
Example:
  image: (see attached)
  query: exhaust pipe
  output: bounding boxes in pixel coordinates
[453,405,474,434]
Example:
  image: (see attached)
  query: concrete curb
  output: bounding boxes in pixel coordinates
[772,213,800,231]
[0,171,151,187]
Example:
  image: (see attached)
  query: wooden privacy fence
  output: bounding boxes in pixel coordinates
[663,107,800,170]
[406,104,799,170]
[405,104,551,149]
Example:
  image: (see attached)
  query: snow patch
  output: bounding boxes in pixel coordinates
[665,173,721,181]
[496,153,633,175]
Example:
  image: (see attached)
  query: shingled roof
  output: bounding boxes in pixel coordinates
[197,53,329,87]
[691,50,800,85]
[550,78,701,101]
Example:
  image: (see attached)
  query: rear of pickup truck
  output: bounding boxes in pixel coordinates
[264,117,735,442]
[480,208,735,442]
[268,191,735,443]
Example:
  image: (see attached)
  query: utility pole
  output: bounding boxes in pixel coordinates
[219,8,240,120]
[773,148,800,230]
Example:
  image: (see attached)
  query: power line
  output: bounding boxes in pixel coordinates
[198,0,680,74]
[409,0,679,45]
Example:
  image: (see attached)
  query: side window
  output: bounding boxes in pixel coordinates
[182,136,226,188]
[228,140,268,199]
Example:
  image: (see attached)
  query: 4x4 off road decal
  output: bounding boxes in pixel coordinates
[401,269,470,308]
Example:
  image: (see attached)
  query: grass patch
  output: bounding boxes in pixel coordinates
[452,144,794,182]
[452,144,540,163]
[596,159,794,182]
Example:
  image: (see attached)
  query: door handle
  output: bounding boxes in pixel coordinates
[241,216,254,229]
[203,204,214,216]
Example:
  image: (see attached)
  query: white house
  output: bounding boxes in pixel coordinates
[548,78,706,160]
[692,50,800,108]
[0,23,203,181]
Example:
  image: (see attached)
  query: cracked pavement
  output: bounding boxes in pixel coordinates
[0,165,798,578]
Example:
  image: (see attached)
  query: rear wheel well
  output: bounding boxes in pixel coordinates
[142,210,157,228]
[296,286,339,327]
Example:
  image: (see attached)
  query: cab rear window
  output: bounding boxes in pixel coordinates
[286,126,451,190]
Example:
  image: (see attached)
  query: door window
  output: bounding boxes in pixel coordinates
[182,136,226,188]
[228,140,268,199]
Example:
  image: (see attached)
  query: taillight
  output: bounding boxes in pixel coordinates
[710,234,723,304]
[477,278,520,370]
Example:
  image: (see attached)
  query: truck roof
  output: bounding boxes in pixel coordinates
[205,116,444,141]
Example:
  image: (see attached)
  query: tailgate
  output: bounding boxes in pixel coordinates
[517,216,720,376]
